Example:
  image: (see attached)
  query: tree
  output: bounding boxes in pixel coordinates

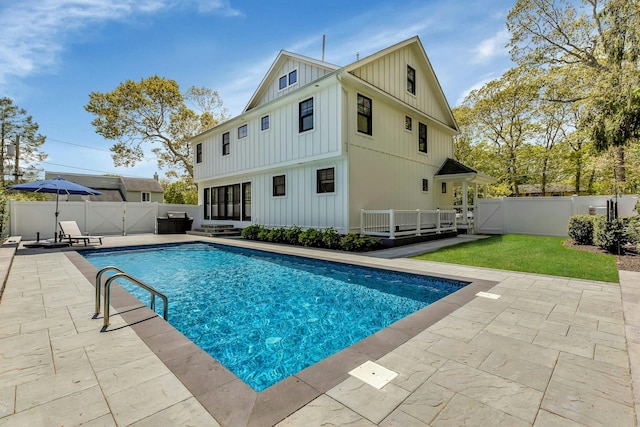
[458,68,540,196]
[507,0,640,187]
[0,97,47,187]
[85,76,227,181]
[163,180,198,205]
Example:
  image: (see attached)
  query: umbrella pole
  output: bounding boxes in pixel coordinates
[54,194,59,242]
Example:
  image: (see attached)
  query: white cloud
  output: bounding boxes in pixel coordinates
[471,29,510,64]
[0,0,240,93]
[456,73,499,105]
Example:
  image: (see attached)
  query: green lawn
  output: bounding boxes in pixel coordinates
[411,234,619,283]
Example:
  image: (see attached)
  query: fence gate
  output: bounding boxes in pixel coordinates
[475,199,504,234]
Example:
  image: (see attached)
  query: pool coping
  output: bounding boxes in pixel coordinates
[64,239,497,427]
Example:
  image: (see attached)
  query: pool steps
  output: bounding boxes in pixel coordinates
[187,223,242,238]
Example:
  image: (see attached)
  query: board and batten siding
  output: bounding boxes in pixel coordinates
[197,158,349,231]
[344,87,455,231]
[250,158,348,231]
[349,45,453,127]
[255,59,335,109]
[193,82,343,182]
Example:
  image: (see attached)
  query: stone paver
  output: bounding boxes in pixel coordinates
[0,235,638,426]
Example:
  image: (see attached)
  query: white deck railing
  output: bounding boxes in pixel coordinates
[360,209,457,239]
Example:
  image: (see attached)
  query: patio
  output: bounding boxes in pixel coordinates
[0,234,639,426]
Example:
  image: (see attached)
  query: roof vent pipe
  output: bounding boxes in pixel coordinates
[322,35,326,62]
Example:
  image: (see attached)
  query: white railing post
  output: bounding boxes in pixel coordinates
[416,209,421,236]
[436,208,441,234]
[389,209,395,239]
[360,209,365,235]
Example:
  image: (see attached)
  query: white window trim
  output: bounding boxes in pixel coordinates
[298,96,315,135]
[278,68,299,92]
[315,165,336,196]
[237,124,248,140]
[404,115,413,133]
[271,173,287,198]
[421,178,430,193]
[261,114,270,132]
[406,63,417,97]
[141,192,151,202]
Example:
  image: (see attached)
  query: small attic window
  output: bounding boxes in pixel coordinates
[279,69,298,91]
[407,65,416,95]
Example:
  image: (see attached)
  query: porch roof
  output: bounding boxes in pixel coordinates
[434,158,495,185]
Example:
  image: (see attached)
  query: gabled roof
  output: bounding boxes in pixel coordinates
[435,158,477,176]
[344,36,459,132]
[120,177,163,192]
[434,158,495,185]
[244,50,339,112]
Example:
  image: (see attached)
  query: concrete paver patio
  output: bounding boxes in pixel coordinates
[0,234,638,426]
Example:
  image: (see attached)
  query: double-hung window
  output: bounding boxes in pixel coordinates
[317,167,335,193]
[422,179,429,192]
[418,122,427,153]
[357,94,372,135]
[299,98,314,132]
[407,65,416,95]
[273,175,286,197]
[222,132,230,156]
[261,115,270,131]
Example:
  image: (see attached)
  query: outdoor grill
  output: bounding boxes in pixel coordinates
[157,211,193,234]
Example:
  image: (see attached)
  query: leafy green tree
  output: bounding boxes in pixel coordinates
[507,0,640,187]
[0,97,47,187]
[162,180,198,205]
[458,68,540,195]
[85,76,227,181]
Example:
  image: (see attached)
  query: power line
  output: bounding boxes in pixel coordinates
[45,137,112,153]
[39,161,152,178]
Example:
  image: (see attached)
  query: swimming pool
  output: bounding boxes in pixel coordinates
[82,242,468,391]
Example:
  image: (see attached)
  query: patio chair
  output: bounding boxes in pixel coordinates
[59,221,103,246]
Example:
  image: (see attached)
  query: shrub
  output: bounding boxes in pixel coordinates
[339,233,382,252]
[266,227,286,243]
[284,225,302,245]
[298,228,324,247]
[257,227,270,241]
[568,215,595,245]
[321,227,341,249]
[594,217,636,254]
[241,224,263,240]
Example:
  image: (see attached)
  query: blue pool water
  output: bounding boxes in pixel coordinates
[82,243,467,391]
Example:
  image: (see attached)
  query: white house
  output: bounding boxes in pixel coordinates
[191,36,492,236]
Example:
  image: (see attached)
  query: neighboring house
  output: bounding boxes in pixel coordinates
[44,172,164,203]
[191,36,491,234]
[517,184,585,197]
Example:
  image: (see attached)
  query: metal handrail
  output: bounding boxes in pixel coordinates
[95,266,127,316]
[95,266,168,329]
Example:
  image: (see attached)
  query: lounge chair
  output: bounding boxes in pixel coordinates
[59,221,103,246]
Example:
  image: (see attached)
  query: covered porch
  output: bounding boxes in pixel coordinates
[434,158,495,234]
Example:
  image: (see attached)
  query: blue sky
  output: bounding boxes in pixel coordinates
[1,0,515,180]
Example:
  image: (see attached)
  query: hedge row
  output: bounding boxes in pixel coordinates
[568,215,639,253]
[241,225,382,252]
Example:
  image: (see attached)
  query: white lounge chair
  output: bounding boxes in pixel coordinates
[59,221,103,246]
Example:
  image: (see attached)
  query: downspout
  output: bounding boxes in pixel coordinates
[336,70,351,234]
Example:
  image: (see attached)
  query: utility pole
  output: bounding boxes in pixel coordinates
[13,135,19,184]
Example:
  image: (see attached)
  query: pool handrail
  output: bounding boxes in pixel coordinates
[95,266,168,329]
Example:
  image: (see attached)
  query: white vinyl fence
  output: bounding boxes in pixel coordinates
[476,195,638,237]
[8,200,203,240]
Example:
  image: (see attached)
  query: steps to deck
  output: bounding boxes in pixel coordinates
[186,224,242,238]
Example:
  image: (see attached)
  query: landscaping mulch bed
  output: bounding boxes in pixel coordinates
[564,240,640,272]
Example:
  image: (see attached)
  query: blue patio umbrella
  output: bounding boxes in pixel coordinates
[9,176,103,242]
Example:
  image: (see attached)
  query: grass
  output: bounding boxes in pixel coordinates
[411,234,619,283]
